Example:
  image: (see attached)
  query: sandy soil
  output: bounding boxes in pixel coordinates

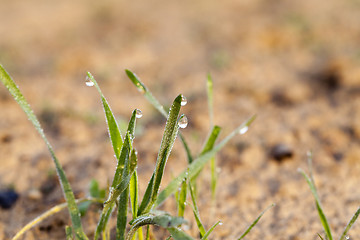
[1,0,360,239]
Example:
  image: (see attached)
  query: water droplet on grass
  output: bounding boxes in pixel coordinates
[219,221,223,226]
[178,115,188,128]
[181,95,187,106]
[239,126,248,135]
[346,236,350,240]
[135,109,143,118]
[85,76,94,87]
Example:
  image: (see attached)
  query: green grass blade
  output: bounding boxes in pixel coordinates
[116,185,129,240]
[126,69,193,164]
[145,226,150,240]
[199,125,221,199]
[87,72,123,159]
[339,206,360,240]
[189,182,206,238]
[206,73,214,127]
[137,95,183,215]
[127,212,188,240]
[95,111,137,240]
[155,115,256,207]
[237,203,275,240]
[130,171,139,218]
[107,147,138,204]
[167,227,193,240]
[200,126,222,155]
[200,221,222,240]
[0,65,88,240]
[177,176,188,218]
[66,226,73,240]
[125,69,167,117]
[179,133,194,163]
[299,169,333,240]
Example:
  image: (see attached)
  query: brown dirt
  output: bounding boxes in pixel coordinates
[1,0,360,239]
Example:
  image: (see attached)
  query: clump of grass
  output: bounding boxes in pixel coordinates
[299,152,360,240]
[0,64,271,240]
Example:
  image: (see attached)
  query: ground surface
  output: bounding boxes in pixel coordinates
[1,0,360,239]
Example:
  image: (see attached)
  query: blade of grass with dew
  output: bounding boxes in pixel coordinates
[189,181,206,238]
[0,65,88,240]
[299,169,333,240]
[116,148,138,240]
[125,69,167,117]
[117,185,129,240]
[127,212,189,240]
[200,221,222,240]
[12,197,103,240]
[87,72,123,159]
[237,203,275,240]
[339,206,360,240]
[155,115,256,208]
[137,95,183,215]
[95,111,137,240]
[178,175,188,218]
[107,146,138,204]
[126,69,194,164]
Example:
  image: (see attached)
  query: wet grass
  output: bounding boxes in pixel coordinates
[0,64,267,240]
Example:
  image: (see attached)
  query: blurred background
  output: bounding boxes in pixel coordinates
[1,0,360,239]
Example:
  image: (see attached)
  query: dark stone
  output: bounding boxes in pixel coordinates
[332,152,344,162]
[270,144,293,161]
[0,189,19,209]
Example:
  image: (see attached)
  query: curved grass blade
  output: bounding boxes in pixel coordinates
[137,95,183,215]
[200,221,222,240]
[126,69,193,164]
[339,206,360,240]
[298,169,333,240]
[237,203,275,240]
[95,111,137,240]
[189,182,206,238]
[12,197,103,240]
[0,65,88,240]
[87,72,123,159]
[155,115,256,207]
[127,212,188,240]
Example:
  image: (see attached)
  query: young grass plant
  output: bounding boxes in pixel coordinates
[299,152,360,240]
[0,64,269,239]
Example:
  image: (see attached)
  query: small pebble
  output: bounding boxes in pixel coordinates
[0,189,19,209]
[28,188,42,200]
[270,143,294,162]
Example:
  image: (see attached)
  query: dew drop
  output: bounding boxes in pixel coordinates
[85,76,94,87]
[181,95,187,106]
[345,236,350,240]
[239,126,249,135]
[135,109,143,118]
[178,115,188,129]
[219,221,223,226]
